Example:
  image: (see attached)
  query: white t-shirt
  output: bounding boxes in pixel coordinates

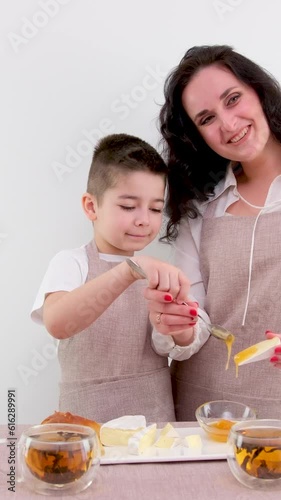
[31,246,126,324]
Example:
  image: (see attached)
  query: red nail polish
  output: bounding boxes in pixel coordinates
[270,356,279,363]
[265,330,273,334]
[190,321,197,326]
[274,346,281,353]
[164,294,173,302]
[190,308,198,317]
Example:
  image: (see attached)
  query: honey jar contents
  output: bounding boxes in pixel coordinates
[25,431,94,484]
[234,345,259,378]
[234,428,281,479]
[209,419,236,441]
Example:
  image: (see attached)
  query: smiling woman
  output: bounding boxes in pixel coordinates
[149,44,281,421]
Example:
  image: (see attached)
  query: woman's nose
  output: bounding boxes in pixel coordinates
[220,112,237,132]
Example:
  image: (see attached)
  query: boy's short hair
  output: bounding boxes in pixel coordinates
[87,133,167,201]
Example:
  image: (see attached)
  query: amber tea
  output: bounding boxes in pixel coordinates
[24,430,94,484]
[233,427,281,479]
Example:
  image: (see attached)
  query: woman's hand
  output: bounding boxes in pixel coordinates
[143,287,199,346]
[265,331,281,369]
[134,255,190,303]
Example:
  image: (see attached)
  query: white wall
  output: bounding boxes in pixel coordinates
[1,0,281,424]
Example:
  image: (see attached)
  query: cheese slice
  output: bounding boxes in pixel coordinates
[154,423,180,448]
[100,415,146,446]
[234,337,281,368]
[128,424,157,455]
[184,434,202,449]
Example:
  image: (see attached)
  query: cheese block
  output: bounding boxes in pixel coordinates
[184,434,202,449]
[100,415,146,446]
[128,424,157,455]
[154,423,180,448]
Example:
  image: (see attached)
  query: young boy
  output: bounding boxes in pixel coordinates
[31,133,191,422]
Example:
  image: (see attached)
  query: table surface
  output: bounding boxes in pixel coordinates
[0,423,280,499]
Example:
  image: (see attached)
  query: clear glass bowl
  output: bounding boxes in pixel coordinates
[195,400,256,442]
[227,419,281,490]
[17,423,100,495]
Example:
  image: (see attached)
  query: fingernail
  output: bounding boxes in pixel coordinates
[270,356,279,363]
[164,294,173,302]
[265,330,273,334]
[190,308,198,317]
[190,321,197,326]
[274,346,281,353]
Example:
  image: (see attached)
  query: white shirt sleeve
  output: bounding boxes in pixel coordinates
[30,247,88,324]
[152,319,210,361]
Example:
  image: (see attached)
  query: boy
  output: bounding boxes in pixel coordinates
[31,133,190,422]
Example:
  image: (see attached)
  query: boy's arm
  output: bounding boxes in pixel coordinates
[43,254,190,339]
[43,261,137,339]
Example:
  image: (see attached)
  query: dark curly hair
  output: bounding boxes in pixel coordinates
[159,45,281,240]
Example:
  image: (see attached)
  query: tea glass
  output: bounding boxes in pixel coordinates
[17,423,100,495]
[227,419,281,490]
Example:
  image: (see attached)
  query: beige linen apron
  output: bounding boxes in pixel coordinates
[171,201,281,421]
[58,241,175,422]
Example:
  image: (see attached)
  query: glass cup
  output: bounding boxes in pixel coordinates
[17,423,100,495]
[227,419,281,490]
[195,400,256,442]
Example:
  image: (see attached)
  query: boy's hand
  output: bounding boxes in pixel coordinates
[133,255,190,303]
[266,331,281,369]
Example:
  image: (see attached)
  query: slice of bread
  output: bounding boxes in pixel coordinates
[41,411,104,454]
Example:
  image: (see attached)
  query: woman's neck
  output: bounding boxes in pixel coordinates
[240,139,281,185]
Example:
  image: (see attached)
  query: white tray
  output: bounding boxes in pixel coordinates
[100,427,227,464]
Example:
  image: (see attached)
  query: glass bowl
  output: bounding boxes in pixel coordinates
[195,400,256,442]
[17,423,100,495]
[227,419,281,490]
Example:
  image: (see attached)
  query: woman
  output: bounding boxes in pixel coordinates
[149,45,281,420]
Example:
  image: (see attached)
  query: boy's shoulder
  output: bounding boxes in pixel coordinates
[53,245,88,262]
[48,245,89,283]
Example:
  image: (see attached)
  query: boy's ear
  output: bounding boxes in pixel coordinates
[81,192,98,221]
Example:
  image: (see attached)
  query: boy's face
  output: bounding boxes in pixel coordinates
[90,171,165,255]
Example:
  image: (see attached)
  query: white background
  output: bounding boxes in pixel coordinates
[1,0,280,424]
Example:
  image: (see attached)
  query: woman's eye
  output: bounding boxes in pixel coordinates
[227,94,240,105]
[200,115,213,126]
[150,208,162,213]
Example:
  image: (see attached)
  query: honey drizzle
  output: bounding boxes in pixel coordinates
[234,345,258,378]
[225,334,235,370]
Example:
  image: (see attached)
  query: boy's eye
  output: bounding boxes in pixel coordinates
[119,205,135,211]
[150,208,162,213]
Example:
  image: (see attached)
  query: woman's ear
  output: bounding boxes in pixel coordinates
[81,192,98,221]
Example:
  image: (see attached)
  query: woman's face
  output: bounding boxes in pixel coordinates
[182,64,271,164]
